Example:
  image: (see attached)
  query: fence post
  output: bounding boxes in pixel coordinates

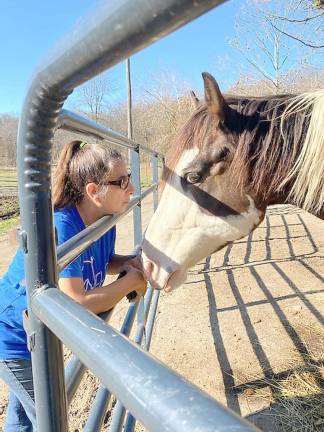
[126,57,143,247]
[152,155,159,211]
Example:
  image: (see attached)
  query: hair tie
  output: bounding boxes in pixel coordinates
[79,141,87,149]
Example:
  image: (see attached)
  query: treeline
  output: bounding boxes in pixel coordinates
[0,92,196,167]
[2,0,323,167]
[0,69,323,167]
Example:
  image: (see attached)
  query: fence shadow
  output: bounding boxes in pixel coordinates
[201,205,324,424]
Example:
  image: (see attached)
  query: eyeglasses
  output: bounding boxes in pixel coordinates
[104,173,131,190]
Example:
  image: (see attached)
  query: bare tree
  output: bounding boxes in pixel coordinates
[99,70,197,157]
[229,0,323,94]
[265,0,324,49]
[0,115,18,166]
[228,66,324,96]
[73,71,118,122]
[136,70,196,153]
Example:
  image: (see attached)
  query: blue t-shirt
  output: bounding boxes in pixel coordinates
[0,206,116,359]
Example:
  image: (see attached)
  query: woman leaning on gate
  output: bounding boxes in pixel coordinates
[0,140,147,431]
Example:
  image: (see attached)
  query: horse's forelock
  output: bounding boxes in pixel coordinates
[160,106,212,192]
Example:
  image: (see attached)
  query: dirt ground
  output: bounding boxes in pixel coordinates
[0,196,323,431]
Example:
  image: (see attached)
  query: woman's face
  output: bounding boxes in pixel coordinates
[97,160,134,214]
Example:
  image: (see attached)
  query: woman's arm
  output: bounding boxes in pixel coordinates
[58,268,147,315]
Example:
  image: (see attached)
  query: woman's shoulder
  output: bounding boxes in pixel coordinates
[54,206,83,226]
[54,205,77,219]
[54,206,84,243]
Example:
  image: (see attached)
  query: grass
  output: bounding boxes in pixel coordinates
[237,322,324,431]
[269,362,324,431]
[0,168,20,236]
[0,168,17,180]
[0,217,19,236]
[0,168,18,197]
[0,196,19,218]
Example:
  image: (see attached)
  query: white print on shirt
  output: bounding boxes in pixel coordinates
[82,256,104,291]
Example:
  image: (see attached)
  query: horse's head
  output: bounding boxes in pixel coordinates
[142,73,265,291]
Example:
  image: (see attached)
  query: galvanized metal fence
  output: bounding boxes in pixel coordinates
[16,0,259,430]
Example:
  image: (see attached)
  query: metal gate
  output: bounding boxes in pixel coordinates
[16,0,259,430]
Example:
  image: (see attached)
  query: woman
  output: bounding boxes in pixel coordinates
[0,140,147,431]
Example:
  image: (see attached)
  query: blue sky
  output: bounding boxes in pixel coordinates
[0,0,248,115]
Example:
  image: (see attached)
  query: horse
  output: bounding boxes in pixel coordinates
[141,72,324,292]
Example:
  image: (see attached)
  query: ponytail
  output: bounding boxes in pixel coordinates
[52,140,122,209]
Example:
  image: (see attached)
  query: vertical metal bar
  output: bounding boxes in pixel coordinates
[65,358,86,405]
[65,310,113,406]
[123,288,160,432]
[108,287,154,432]
[83,304,138,432]
[17,86,69,431]
[126,58,133,142]
[127,57,142,247]
[152,155,159,211]
[143,289,160,351]
[84,387,112,432]
[109,403,127,432]
[123,414,136,432]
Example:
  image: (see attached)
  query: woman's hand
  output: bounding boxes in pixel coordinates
[122,255,144,274]
[123,265,147,301]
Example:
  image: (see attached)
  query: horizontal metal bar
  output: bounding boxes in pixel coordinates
[108,287,154,432]
[32,0,226,94]
[83,303,138,432]
[32,288,259,432]
[57,184,157,272]
[67,261,146,425]
[65,309,113,405]
[123,289,160,432]
[16,0,228,429]
[58,109,164,158]
[76,266,148,431]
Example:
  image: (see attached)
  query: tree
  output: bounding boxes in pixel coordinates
[265,0,324,49]
[0,115,18,166]
[136,70,197,154]
[73,71,118,122]
[229,0,323,94]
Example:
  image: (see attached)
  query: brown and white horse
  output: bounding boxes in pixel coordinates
[142,73,324,291]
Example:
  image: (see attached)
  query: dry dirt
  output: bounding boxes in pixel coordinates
[0,197,323,431]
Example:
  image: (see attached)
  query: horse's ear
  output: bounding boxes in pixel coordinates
[202,72,226,122]
[190,90,200,109]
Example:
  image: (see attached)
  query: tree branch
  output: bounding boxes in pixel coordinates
[234,45,277,88]
[267,10,324,23]
[270,21,324,48]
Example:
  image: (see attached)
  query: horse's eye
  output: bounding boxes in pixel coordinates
[185,172,202,184]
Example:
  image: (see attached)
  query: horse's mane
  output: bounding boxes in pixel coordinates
[278,91,324,214]
[163,90,324,214]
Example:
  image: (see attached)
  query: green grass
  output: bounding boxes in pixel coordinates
[0,217,19,236]
[0,168,18,197]
[0,168,17,179]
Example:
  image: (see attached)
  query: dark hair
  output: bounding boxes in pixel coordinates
[52,140,123,208]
